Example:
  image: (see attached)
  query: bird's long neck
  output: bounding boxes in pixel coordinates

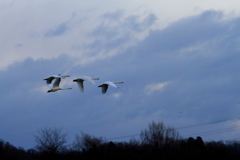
[61,75,70,78]
[113,82,123,84]
[60,87,72,90]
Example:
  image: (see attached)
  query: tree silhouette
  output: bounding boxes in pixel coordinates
[72,132,105,151]
[140,121,180,148]
[33,126,68,154]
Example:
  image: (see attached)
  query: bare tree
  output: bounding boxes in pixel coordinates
[33,126,68,154]
[72,132,105,151]
[140,121,180,148]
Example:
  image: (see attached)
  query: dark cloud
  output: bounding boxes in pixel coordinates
[81,10,240,125]
[135,10,227,55]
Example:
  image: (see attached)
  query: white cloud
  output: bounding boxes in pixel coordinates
[145,81,170,95]
[0,2,156,70]
[112,92,122,98]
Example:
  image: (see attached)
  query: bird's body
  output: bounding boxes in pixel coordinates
[47,77,72,93]
[44,74,70,85]
[73,76,99,92]
[98,81,123,94]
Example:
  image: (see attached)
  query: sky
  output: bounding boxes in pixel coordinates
[1,0,240,149]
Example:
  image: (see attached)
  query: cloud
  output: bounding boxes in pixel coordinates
[2,9,240,149]
[88,11,157,44]
[45,22,69,37]
[14,43,23,48]
[70,11,157,66]
[102,10,124,20]
[145,82,170,95]
[134,10,227,56]
[112,92,122,98]
[124,13,157,32]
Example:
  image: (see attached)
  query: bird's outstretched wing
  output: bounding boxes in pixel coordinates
[101,85,108,94]
[44,75,62,84]
[52,78,61,88]
[105,81,117,88]
[44,77,55,84]
[77,81,84,92]
[98,84,108,94]
[81,76,96,85]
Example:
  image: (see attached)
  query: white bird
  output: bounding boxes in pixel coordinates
[47,78,72,93]
[44,74,70,85]
[98,81,123,94]
[73,76,99,92]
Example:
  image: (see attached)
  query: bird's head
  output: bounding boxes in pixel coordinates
[73,79,78,82]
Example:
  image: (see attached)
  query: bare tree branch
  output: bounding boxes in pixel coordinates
[33,126,68,154]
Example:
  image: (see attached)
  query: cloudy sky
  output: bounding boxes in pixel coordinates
[1,0,240,149]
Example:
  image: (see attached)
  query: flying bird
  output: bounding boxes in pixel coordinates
[73,76,99,92]
[47,77,72,93]
[44,74,70,85]
[98,81,123,94]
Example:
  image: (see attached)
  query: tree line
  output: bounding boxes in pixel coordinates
[1,121,240,160]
